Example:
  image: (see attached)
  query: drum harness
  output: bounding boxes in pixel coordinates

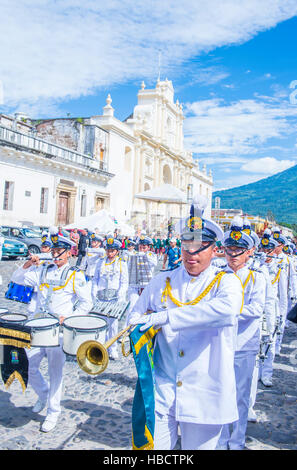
[92,257,130,320]
[38,264,81,320]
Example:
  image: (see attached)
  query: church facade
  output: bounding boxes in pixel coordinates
[0,80,213,233]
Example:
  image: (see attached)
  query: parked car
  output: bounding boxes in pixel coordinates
[1,235,28,259]
[0,226,42,254]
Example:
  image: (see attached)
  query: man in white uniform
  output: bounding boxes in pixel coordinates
[271,227,291,355]
[83,232,105,281]
[257,233,288,386]
[25,232,54,319]
[125,236,158,327]
[128,195,244,450]
[217,217,265,450]
[247,230,276,421]
[92,237,128,360]
[10,228,93,432]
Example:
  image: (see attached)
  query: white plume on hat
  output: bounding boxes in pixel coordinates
[191,194,208,218]
[271,226,279,233]
[243,217,250,226]
[49,226,58,235]
[264,228,272,236]
[230,216,243,230]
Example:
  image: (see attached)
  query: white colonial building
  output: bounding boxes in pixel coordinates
[0,79,213,233]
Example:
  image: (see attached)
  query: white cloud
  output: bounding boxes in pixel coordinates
[1,0,297,115]
[241,157,296,174]
[184,97,297,157]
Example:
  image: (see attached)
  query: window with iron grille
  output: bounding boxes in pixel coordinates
[3,181,14,211]
[40,187,49,213]
[80,193,87,217]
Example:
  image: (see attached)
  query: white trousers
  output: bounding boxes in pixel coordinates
[26,336,65,418]
[218,350,257,450]
[154,412,223,450]
[249,358,260,411]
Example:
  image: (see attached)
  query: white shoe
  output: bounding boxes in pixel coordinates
[40,415,59,433]
[248,408,257,422]
[261,377,272,387]
[32,398,47,413]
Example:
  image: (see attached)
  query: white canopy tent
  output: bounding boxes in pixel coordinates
[65,209,116,234]
[115,221,135,237]
[65,209,135,237]
[135,184,188,233]
[134,184,188,204]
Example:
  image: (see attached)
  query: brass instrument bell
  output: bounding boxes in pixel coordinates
[76,324,133,375]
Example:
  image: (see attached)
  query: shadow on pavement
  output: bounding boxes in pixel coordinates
[58,400,132,449]
[0,389,43,428]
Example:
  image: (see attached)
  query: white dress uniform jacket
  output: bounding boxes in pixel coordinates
[226,265,266,352]
[11,263,93,318]
[84,247,105,278]
[91,256,128,302]
[129,264,243,425]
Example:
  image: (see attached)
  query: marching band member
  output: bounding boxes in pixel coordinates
[121,238,137,262]
[211,241,226,268]
[10,228,93,432]
[124,236,158,326]
[138,235,158,274]
[83,232,105,281]
[92,236,128,360]
[283,240,297,317]
[247,230,275,421]
[257,233,288,386]
[25,232,53,319]
[271,227,291,355]
[217,216,265,450]
[128,196,244,450]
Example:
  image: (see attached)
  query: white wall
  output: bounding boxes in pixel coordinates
[0,162,56,226]
[106,131,135,222]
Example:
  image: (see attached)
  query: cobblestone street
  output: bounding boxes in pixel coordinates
[0,258,296,450]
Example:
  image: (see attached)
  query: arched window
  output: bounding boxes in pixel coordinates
[163,164,172,184]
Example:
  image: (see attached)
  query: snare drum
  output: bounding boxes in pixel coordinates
[5,282,34,304]
[63,315,107,356]
[0,313,28,325]
[25,318,60,347]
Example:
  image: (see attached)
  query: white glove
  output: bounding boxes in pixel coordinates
[131,311,169,331]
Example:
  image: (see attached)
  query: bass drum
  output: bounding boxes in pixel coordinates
[0,313,28,325]
[63,315,107,356]
[25,317,60,347]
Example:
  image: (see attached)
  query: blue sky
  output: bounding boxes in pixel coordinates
[1,1,297,190]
